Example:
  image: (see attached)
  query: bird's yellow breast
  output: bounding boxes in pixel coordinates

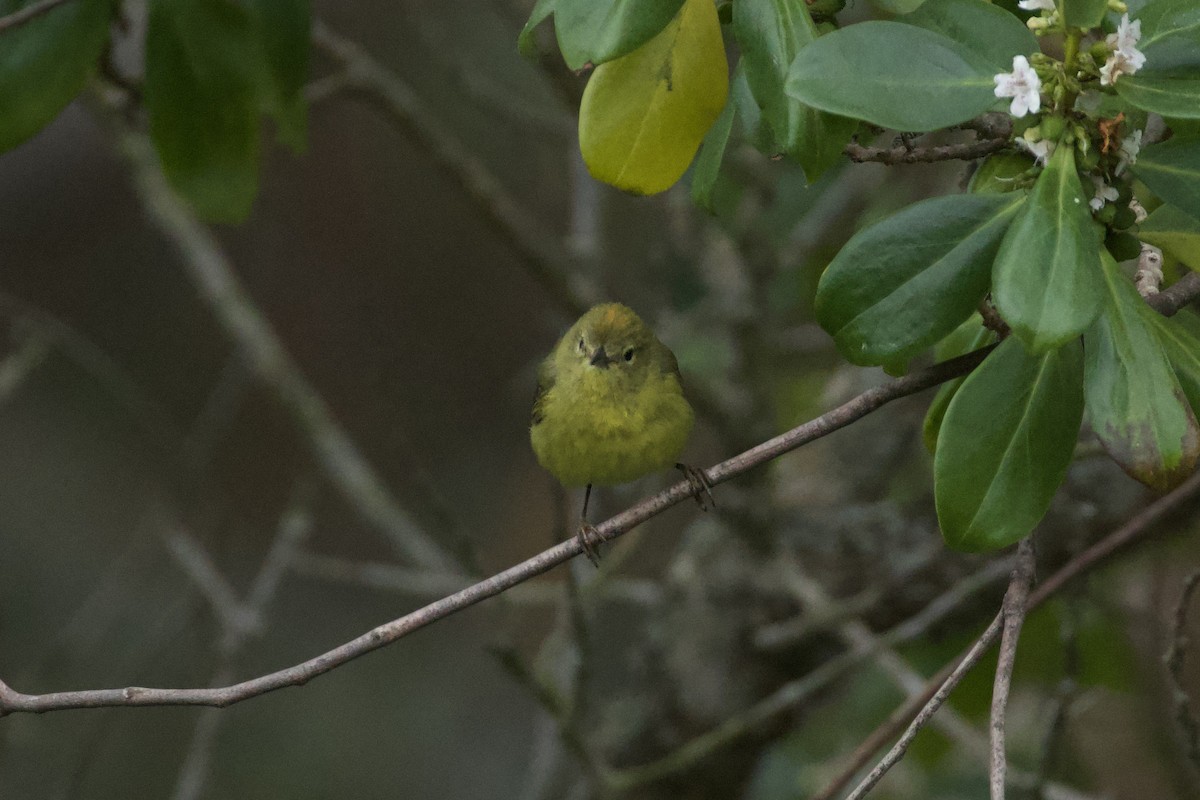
[530,368,694,487]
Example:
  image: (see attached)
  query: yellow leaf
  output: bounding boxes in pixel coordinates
[578,0,729,195]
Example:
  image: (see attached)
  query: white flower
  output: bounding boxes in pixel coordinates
[1115,129,1142,175]
[1017,135,1056,165]
[1107,14,1144,62]
[994,56,1042,118]
[1101,14,1146,85]
[1018,0,1056,9]
[1089,176,1119,211]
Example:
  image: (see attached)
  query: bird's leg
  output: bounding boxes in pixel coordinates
[576,483,602,567]
[676,463,716,511]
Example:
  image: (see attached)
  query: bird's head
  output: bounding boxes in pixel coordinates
[559,303,657,390]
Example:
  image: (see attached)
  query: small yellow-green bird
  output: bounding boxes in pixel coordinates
[530,303,710,562]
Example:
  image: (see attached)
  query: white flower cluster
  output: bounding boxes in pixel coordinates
[994,55,1042,118]
[1101,15,1146,86]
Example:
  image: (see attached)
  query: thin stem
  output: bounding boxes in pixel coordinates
[990,538,1037,800]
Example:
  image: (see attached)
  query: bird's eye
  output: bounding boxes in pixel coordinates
[624,348,634,362]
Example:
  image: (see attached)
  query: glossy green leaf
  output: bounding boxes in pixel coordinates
[1140,203,1200,267]
[245,0,310,151]
[579,0,729,195]
[1116,0,1200,117]
[146,0,264,222]
[734,0,855,180]
[992,143,1103,352]
[1061,0,1108,28]
[691,95,735,212]
[0,0,114,152]
[902,0,1037,74]
[1131,135,1200,220]
[786,22,996,131]
[923,320,995,453]
[554,0,686,70]
[936,337,1084,551]
[816,193,1022,365]
[1084,252,1200,490]
[1147,309,1200,418]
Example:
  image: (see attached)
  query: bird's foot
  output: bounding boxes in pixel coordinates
[576,521,603,567]
[676,463,715,511]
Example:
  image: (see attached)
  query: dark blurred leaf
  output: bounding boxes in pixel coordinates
[936,337,1084,551]
[734,0,855,180]
[245,0,310,151]
[146,0,264,222]
[517,0,557,57]
[902,0,1037,73]
[1132,136,1200,220]
[691,95,735,212]
[816,193,1021,366]
[968,152,1036,194]
[1061,0,1108,28]
[992,144,1104,353]
[786,22,996,131]
[1084,252,1200,490]
[0,0,115,152]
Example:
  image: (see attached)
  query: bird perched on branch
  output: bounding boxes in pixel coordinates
[530,303,712,564]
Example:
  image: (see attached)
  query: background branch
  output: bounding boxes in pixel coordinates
[0,344,993,716]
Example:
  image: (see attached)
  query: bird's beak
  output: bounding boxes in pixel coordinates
[589,346,612,368]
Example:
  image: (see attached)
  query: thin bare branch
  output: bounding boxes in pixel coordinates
[990,538,1037,800]
[814,468,1200,800]
[93,95,459,575]
[845,137,1009,165]
[1166,569,1200,777]
[1148,271,1200,317]
[0,345,993,716]
[0,0,72,33]
[164,530,257,638]
[0,329,52,403]
[846,613,1005,800]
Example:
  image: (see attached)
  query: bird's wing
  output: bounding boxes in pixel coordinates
[531,355,556,425]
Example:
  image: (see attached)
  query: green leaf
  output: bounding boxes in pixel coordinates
[691,95,735,212]
[146,0,264,223]
[1116,0,1200,117]
[902,0,1037,74]
[992,144,1103,352]
[518,0,557,57]
[1147,309,1200,418]
[1140,203,1200,267]
[0,0,114,152]
[734,0,855,180]
[816,193,1022,365]
[1084,252,1200,490]
[1131,135,1200,220]
[872,0,929,13]
[245,0,309,152]
[1061,0,1108,29]
[554,0,686,70]
[968,152,1036,194]
[579,0,729,195]
[936,337,1084,551]
[924,319,995,453]
[731,63,778,154]
[785,21,997,131]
